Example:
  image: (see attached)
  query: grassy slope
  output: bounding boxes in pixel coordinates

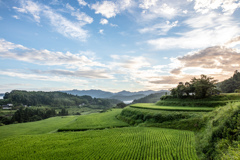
[0,116,77,140]
[0,127,198,160]
[119,106,205,131]
[59,109,129,131]
[156,93,240,107]
[130,103,214,111]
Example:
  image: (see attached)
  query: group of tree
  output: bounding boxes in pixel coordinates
[1,107,69,125]
[218,70,240,93]
[169,75,219,99]
[3,90,121,109]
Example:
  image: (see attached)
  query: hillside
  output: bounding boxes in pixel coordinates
[218,70,240,93]
[132,92,167,103]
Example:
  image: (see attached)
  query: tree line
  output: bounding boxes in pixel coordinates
[1,107,68,125]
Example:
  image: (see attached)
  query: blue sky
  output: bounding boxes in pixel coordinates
[0,0,240,93]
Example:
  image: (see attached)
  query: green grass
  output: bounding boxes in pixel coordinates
[59,109,129,131]
[0,116,77,140]
[130,103,214,111]
[0,127,198,160]
[157,93,240,107]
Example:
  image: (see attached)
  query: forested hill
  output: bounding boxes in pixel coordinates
[3,90,121,109]
[132,92,167,104]
[218,70,240,93]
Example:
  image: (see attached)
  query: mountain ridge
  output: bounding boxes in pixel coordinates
[61,89,168,101]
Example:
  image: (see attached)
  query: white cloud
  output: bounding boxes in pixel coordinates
[183,10,188,14]
[100,18,108,25]
[0,39,104,68]
[0,16,2,20]
[139,20,178,35]
[71,10,93,24]
[77,0,87,6]
[44,9,89,40]
[110,55,151,70]
[0,70,89,83]
[147,13,240,49]
[91,1,118,18]
[13,0,91,41]
[110,23,118,27]
[91,0,133,18]
[12,15,20,19]
[99,29,104,34]
[66,3,75,11]
[139,0,177,19]
[13,0,41,23]
[193,0,240,15]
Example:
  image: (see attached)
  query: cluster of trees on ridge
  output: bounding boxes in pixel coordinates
[168,74,219,99]
[165,71,240,99]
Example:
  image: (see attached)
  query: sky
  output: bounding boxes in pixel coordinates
[0,0,240,93]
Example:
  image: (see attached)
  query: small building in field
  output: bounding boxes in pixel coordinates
[2,104,13,110]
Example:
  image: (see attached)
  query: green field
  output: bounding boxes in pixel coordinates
[0,116,77,140]
[0,127,198,160]
[130,103,214,111]
[59,109,129,131]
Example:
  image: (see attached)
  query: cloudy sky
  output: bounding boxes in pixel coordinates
[0,0,240,93]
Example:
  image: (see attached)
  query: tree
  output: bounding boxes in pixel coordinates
[190,75,217,98]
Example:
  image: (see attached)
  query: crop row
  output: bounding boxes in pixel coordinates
[0,127,198,160]
[59,109,129,131]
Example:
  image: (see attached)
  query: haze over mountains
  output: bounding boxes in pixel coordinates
[61,90,169,101]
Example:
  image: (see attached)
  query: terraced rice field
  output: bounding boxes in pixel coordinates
[130,103,214,112]
[59,109,129,131]
[0,127,198,160]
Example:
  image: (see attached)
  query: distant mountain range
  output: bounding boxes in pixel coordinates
[61,89,169,102]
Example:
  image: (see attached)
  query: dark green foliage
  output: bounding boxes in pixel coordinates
[115,102,127,108]
[4,90,120,109]
[11,107,56,123]
[219,70,240,93]
[132,92,166,103]
[171,75,218,99]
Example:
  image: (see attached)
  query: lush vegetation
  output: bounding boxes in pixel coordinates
[130,103,214,111]
[218,70,240,93]
[118,106,205,130]
[59,109,129,131]
[132,92,167,103]
[0,127,198,160]
[3,90,121,109]
[0,116,77,140]
[195,102,240,159]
